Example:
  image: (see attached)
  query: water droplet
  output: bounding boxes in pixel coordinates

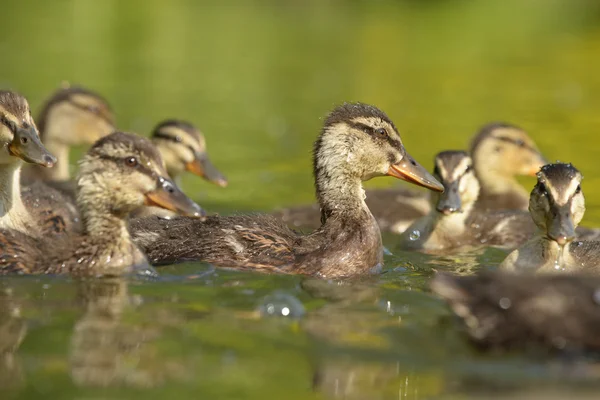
[554,260,561,270]
[258,292,304,318]
[499,297,511,309]
[409,230,421,241]
[383,247,393,256]
[573,241,582,247]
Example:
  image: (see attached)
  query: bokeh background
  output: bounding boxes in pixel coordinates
[2,0,600,217]
[2,1,600,399]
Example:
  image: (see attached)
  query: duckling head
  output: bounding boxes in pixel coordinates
[77,132,205,220]
[470,122,546,178]
[529,162,584,246]
[37,86,115,146]
[431,151,479,215]
[314,102,443,193]
[151,119,227,187]
[0,90,56,167]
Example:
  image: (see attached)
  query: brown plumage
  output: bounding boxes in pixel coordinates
[131,102,444,278]
[431,271,600,352]
[132,119,227,219]
[0,90,76,237]
[500,163,600,273]
[0,132,203,277]
[22,85,115,183]
[399,151,536,253]
[273,121,546,233]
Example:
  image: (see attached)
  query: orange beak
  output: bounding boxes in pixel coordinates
[145,178,206,218]
[388,153,444,192]
[185,154,228,187]
[525,154,548,177]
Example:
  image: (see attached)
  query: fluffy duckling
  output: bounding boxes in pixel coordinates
[274,122,546,233]
[151,119,227,187]
[132,102,444,278]
[470,122,547,211]
[132,119,227,219]
[398,151,535,252]
[0,132,203,277]
[22,86,115,183]
[0,91,78,236]
[500,163,600,273]
[431,271,600,352]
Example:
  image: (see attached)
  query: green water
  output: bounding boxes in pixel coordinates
[2,0,600,398]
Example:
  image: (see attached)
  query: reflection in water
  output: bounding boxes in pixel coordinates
[70,278,158,388]
[301,278,445,399]
[0,286,26,390]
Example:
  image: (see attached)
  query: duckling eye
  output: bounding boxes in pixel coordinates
[125,157,139,167]
[375,128,387,138]
[515,139,525,147]
[465,165,473,173]
[87,105,99,114]
[175,136,182,143]
[575,185,582,194]
[433,165,441,176]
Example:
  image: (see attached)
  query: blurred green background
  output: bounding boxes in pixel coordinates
[2,1,600,399]
[3,0,600,218]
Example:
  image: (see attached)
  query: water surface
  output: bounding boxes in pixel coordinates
[1,0,600,398]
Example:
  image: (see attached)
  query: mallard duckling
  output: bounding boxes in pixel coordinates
[399,151,535,252]
[132,119,227,219]
[500,163,600,273]
[0,91,75,235]
[132,102,444,277]
[431,271,600,352]
[151,119,227,187]
[0,132,204,277]
[22,85,115,183]
[470,122,547,211]
[274,122,546,233]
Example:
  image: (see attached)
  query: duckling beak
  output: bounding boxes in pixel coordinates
[185,153,228,187]
[8,126,57,168]
[436,181,462,215]
[388,153,444,192]
[145,178,206,219]
[548,205,576,246]
[526,154,548,176]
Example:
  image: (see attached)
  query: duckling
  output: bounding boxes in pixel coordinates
[21,85,115,183]
[132,119,227,219]
[431,271,600,352]
[131,102,444,278]
[0,132,204,277]
[151,119,227,187]
[500,163,600,273]
[0,91,81,236]
[273,122,546,233]
[399,151,535,252]
[470,122,547,211]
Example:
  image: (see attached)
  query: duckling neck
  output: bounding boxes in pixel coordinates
[38,141,70,181]
[77,185,136,248]
[0,163,31,233]
[315,171,369,224]
[313,132,372,224]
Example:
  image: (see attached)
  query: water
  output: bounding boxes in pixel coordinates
[2,0,600,398]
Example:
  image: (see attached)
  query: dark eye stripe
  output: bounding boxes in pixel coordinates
[98,154,157,179]
[153,131,196,155]
[494,135,538,153]
[69,100,113,126]
[348,121,402,149]
[0,114,17,132]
